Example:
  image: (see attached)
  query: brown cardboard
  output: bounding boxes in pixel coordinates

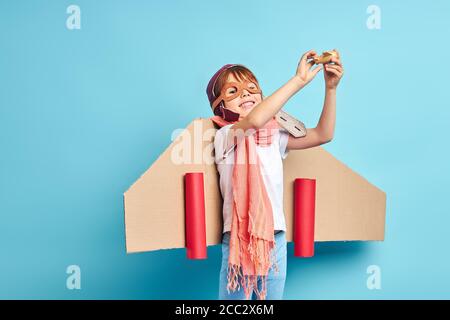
[123,118,386,254]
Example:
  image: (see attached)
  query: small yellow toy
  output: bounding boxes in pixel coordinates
[312,50,338,64]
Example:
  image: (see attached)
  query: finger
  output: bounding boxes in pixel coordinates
[326,56,340,66]
[307,51,318,60]
[302,49,317,59]
[330,56,342,66]
[300,50,317,67]
[325,66,343,75]
[307,60,315,69]
[325,68,340,77]
[311,64,323,76]
[325,64,343,73]
[325,68,342,77]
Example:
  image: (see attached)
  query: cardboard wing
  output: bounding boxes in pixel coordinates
[124,118,386,254]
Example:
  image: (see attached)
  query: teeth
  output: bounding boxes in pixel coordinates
[240,101,254,108]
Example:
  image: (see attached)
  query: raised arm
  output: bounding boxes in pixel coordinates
[225,50,323,152]
[287,50,344,150]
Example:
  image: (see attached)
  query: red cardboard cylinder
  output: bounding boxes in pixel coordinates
[184,172,207,259]
[294,178,316,257]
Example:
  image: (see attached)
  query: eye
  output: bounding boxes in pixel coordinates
[225,85,238,96]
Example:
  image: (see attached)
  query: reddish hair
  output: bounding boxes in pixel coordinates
[213,65,263,100]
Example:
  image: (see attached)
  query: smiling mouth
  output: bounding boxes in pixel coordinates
[240,101,255,109]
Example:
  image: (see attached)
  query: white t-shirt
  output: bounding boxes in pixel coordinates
[214,124,290,234]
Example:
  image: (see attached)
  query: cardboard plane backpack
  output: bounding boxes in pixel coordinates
[123,61,386,260]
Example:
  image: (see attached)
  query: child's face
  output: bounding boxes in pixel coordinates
[223,73,262,120]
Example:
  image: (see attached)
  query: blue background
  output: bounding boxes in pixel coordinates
[1,0,449,299]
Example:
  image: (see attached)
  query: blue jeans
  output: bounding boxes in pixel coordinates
[218,230,287,300]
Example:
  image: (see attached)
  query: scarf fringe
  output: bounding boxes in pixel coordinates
[226,234,280,300]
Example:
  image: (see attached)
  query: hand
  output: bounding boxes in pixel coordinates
[295,50,323,87]
[324,49,344,90]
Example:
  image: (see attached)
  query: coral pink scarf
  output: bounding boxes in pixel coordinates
[211,115,281,300]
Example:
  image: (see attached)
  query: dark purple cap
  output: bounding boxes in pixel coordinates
[206,64,238,109]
